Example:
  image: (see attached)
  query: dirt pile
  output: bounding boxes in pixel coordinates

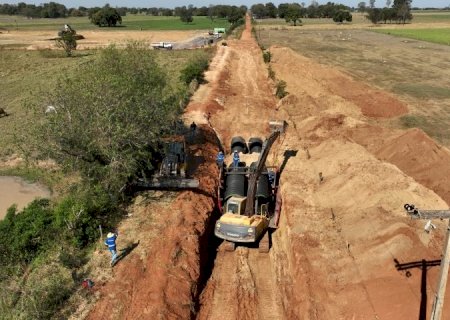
[270,45,450,318]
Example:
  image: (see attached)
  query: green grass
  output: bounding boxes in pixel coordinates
[0,14,230,31]
[410,10,450,23]
[373,28,450,45]
[393,83,450,99]
[0,47,210,158]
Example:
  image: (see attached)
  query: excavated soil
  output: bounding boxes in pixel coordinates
[88,14,450,320]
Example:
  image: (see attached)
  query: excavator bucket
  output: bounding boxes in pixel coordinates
[269,120,287,133]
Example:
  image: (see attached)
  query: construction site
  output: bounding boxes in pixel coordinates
[78,14,450,320]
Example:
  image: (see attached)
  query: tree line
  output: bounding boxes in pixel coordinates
[360,0,413,24]
[0,2,248,20]
[251,2,353,25]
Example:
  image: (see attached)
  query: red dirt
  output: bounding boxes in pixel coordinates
[87,13,450,320]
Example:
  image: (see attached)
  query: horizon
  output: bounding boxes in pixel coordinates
[0,0,449,9]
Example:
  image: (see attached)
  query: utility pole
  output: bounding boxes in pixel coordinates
[404,204,450,320]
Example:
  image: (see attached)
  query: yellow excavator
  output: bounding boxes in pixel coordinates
[214,121,285,252]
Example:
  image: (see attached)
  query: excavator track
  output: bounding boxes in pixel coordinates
[258,231,270,253]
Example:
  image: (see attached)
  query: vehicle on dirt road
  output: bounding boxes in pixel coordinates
[214,121,286,252]
[150,42,173,50]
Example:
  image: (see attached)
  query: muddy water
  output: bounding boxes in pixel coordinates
[0,176,51,219]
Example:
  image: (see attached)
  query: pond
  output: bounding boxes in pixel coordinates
[0,176,51,219]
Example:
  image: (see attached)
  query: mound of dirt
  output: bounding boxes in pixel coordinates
[270,46,408,118]
[349,125,450,205]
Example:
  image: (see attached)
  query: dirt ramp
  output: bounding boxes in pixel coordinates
[270,46,408,118]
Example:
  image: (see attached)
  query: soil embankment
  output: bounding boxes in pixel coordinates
[88,15,450,320]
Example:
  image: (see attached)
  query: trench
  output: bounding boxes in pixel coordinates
[193,206,223,317]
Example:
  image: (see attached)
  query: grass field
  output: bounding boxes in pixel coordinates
[373,28,450,45]
[0,48,208,157]
[0,14,229,31]
[255,11,450,27]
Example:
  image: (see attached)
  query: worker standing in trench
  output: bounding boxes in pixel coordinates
[233,150,240,170]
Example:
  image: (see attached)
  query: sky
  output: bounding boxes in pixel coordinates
[0,0,448,8]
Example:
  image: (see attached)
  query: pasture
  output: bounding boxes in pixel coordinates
[0,48,208,157]
[373,28,450,45]
[0,14,229,31]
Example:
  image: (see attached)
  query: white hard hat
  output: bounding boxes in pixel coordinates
[107,232,115,238]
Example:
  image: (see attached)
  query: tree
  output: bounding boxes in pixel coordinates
[333,10,352,23]
[55,25,77,57]
[366,7,382,23]
[285,3,302,26]
[393,0,412,23]
[27,44,185,195]
[278,3,289,18]
[180,6,193,23]
[265,2,278,18]
[208,5,216,21]
[89,5,122,27]
[251,3,267,19]
[370,0,376,8]
[358,2,367,12]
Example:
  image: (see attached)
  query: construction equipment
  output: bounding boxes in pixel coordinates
[215,121,286,252]
[135,136,199,189]
[404,203,450,320]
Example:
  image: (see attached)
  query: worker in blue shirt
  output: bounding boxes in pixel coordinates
[105,232,118,265]
[216,151,225,167]
[233,150,240,170]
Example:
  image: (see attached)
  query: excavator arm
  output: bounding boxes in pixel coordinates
[244,130,280,216]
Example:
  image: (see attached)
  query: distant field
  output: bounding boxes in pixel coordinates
[410,10,450,23]
[256,10,450,27]
[0,14,229,31]
[373,28,450,45]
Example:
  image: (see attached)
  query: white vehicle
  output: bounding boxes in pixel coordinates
[150,42,173,50]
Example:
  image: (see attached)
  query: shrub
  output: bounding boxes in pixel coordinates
[180,55,209,85]
[0,199,55,263]
[54,184,114,248]
[263,51,271,63]
[268,65,275,80]
[276,80,288,99]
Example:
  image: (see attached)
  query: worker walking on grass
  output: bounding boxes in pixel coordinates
[105,232,118,265]
[216,151,225,167]
[233,150,240,170]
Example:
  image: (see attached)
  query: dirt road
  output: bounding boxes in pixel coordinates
[87,13,450,320]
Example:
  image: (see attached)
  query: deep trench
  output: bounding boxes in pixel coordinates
[191,202,223,318]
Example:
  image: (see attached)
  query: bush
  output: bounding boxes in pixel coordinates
[54,184,114,248]
[180,55,209,85]
[276,80,288,99]
[268,65,275,80]
[0,199,55,263]
[263,50,271,63]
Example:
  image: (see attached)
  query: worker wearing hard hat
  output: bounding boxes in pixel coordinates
[216,151,225,167]
[105,232,118,265]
